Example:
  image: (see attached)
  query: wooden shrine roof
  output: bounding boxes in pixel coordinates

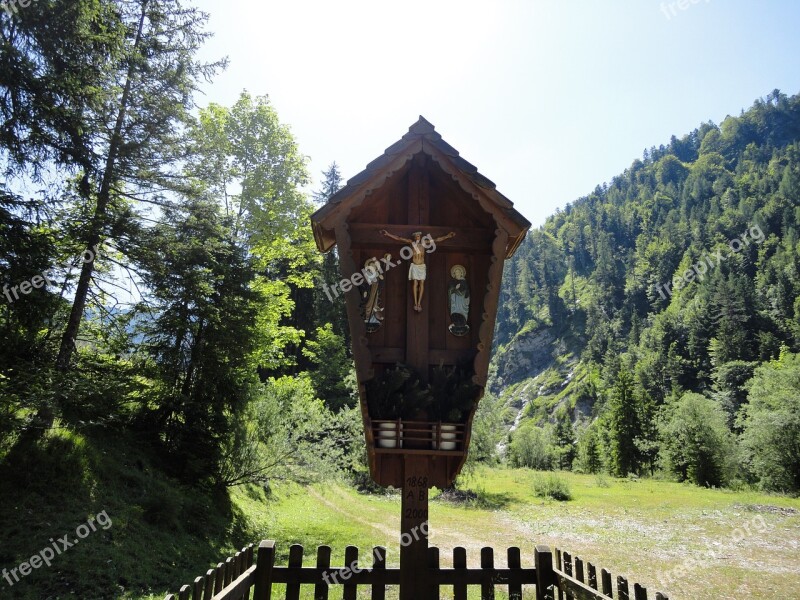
[310,116,531,257]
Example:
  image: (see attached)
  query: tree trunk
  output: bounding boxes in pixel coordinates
[23,3,150,441]
[55,2,148,373]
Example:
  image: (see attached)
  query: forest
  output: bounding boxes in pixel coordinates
[495,89,800,494]
[0,1,798,597]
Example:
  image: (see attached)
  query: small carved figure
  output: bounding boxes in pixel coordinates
[379,229,455,312]
[361,256,387,332]
[448,265,470,336]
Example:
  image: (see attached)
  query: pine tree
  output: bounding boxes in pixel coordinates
[607,369,642,477]
[554,407,576,470]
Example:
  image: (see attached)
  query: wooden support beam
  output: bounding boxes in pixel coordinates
[400,455,430,600]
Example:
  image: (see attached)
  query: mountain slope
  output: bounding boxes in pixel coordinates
[489,89,800,435]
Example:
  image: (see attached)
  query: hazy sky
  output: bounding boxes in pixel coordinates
[192,0,800,228]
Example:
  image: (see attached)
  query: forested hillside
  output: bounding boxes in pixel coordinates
[492,89,800,493]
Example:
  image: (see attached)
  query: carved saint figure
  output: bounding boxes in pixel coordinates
[379,229,456,312]
[448,265,470,336]
[360,256,387,333]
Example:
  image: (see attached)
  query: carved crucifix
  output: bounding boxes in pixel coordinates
[379,229,455,312]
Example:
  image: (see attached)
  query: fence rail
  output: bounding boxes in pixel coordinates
[553,548,668,600]
[164,540,668,600]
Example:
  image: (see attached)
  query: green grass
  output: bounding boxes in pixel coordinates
[1,429,798,600]
[255,469,800,600]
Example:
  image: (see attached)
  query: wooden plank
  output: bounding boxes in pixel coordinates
[473,227,508,383]
[587,564,597,591]
[192,576,204,600]
[575,558,584,584]
[235,551,243,579]
[534,546,554,600]
[371,546,386,600]
[601,569,612,598]
[404,156,430,380]
[481,547,495,600]
[633,583,647,600]
[285,544,304,600]
[179,585,191,600]
[202,570,215,600]
[427,546,440,600]
[253,540,275,600]
[554,549,563,600]
[243,546,253,600]
[349,224,493,252]
[214,563,225,594]
[507,547,522,600]
[563,552,573,600]
[314,545,331,600]
[400,456,429,600]
[267,565,535,586]
[553,571,611,600]
[655,593,669,600]
[343,546,359,600]
[453,547,467,600]
[210,566,256,600]
[617,577,629,600]
[225,557,234,586]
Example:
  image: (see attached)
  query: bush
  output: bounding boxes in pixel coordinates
[532,472,572,501]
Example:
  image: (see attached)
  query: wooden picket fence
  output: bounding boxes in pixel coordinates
[164,541,669,600]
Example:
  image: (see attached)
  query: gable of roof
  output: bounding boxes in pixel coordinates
[310,116,530,257]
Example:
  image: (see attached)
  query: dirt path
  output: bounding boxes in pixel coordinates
[306,487,497,566]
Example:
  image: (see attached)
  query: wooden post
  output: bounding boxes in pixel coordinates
[534,545,554,600]
[400,455,429,600]
[253,540,275,600]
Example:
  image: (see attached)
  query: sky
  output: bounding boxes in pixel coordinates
[192,0,800,228]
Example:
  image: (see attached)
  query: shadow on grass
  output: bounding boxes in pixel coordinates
[0,425,256,600]
[434,487,514,510]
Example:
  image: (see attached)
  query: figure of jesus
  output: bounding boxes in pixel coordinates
[379,229,456,312]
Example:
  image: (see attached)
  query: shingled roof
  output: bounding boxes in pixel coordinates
[310,116,530,257]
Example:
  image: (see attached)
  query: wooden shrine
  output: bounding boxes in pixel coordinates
[310,117,529,489]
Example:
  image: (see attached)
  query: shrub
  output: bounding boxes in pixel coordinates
[532,472,572,501]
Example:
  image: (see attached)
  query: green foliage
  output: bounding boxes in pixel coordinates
[495,91,800,491]
[660,392,734,487]
[553,406,576,470]
[365,364,430,420]
[428,363,480,422]
[576,421,604,474]
[739,351,800,493]
[364,363,479,423]
[531,472,573,501]
[303,324,355,411]
[466,392,506,465]
[606,369,643,477]
[508,422,556,470]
